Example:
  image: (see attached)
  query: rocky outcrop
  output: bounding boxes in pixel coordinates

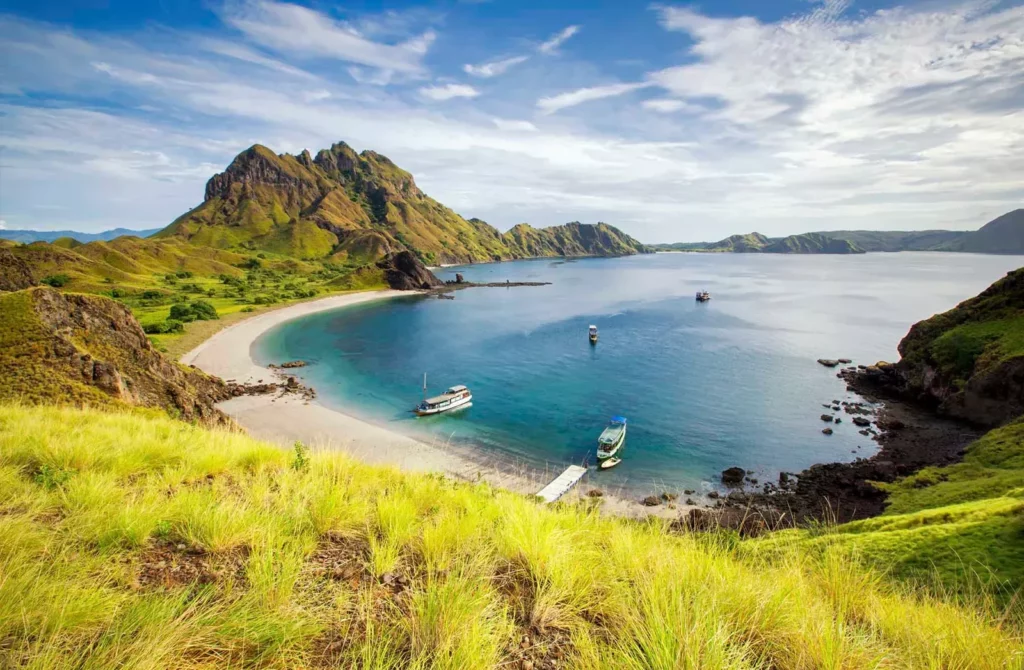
[0,287,233,425]
[0,247,36,292]
[882,268,1024,427]
[376,251,443,290]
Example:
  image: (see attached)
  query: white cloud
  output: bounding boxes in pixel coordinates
[538,81,653,114]
[222,0,435,73]
[538,25,580,54]
[0,220,6,230]
[418,83,481,101]
[493,118,538,132]
[195,38,317,80]
[302,89,331,102]
[463,55,529,78]
[642,98,690,113]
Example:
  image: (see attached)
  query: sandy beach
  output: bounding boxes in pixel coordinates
[182,290,689,519]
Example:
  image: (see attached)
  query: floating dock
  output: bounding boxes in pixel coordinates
[536,465,588,503]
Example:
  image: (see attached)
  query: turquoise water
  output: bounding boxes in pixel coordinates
[253,252,1024,493]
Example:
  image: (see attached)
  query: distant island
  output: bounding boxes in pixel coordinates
[0,227,162,245]
[652,208,1024,255]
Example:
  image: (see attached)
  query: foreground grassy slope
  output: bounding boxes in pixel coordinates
[759,419,1024,605]
[1,405,1021,669]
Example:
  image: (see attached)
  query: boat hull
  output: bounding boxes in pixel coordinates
[596,425,626,460]
[599,457,621,470]
[415,394,473,416]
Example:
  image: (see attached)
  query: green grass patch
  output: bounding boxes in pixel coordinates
[0,404,1021,668]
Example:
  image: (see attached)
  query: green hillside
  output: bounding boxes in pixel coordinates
[762,233,864,254]
[1,404,1020,669]
[950,209,1024,254]
[157,143,648,265]
[813,230,966,252]
[895,267,1024,426]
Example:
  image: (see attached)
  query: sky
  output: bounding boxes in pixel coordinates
[0,0,1021,242]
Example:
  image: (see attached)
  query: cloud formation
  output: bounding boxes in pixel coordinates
[538,81,653,113]
[223,0,435,73]
[538,25,580,54]
[463,55,529,78]
[419,83,481,100]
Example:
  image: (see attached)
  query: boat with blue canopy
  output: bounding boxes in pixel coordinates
[596,416,627,461]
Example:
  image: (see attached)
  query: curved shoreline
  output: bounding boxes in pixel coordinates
[181,289,686,519]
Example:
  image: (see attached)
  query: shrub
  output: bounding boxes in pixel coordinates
[169,304,197,323]
[175,270,193,279]
[240,257,262,270]
[189,300,218,321]
[108,289,125,298]
[163,274,178,284]
[41,274,70,287]
[142,319,185,334]
[141,290,163,300]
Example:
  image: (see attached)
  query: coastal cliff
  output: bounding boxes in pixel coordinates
[0,287,233,424]
[157,142,648,266]
[879,267,1024,427]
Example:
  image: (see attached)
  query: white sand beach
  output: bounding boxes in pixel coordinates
[181,290,690,519]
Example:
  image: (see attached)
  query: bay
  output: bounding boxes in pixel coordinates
[253,252,1024,494]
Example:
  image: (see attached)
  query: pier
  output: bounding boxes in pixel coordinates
[536,465,588,503]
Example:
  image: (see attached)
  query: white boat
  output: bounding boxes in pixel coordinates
[596,416,627,460]
[696,290,711,302]
[589,324,598,344]
[415,384,473,416]
[599,457,621,470]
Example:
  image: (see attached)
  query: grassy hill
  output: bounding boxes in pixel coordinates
[895,267,1024,426]
[0,227,161,245]
[156,143,648,265]
[814,229,967,252]
[1,403,1020,669]
[649,232,863,254]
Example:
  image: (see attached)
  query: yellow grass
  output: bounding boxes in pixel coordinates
[1,404,1022,669]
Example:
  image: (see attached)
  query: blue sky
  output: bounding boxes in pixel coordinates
[0,0,1021,242]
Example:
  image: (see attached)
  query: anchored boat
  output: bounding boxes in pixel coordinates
[589,324,598,344]
[696,290,711,302]
[414,373,473,416]
[596,416,627,461]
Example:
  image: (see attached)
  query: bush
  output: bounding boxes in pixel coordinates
[163,274,178,284]
[190,300,218,321]
[41,274,70,288]
[108,289,126,299]
[141,290,164,300]
[175,270,193,279]
[168,304,197,323]
[240,257,262,270]
[142,319,184,334]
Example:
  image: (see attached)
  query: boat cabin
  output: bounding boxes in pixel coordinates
[416,384,472,414]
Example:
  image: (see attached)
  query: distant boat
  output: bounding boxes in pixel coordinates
[589,324,598,344]
[696,290,711,302]
[596,416,627,460]
[414,373,473,416]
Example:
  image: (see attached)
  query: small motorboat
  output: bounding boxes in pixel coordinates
[588,324,598,344]
[596,416,627,460]
[599,457,621,470]
[696,290,711,302]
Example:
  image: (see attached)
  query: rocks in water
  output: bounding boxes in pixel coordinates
[661,492,679,502]
[834,417,842,424]
[279,360,306,369]
[641,495,662,507]
[820,414,834,422]
[822,427,834,435]
[838,358,852,364]
[852,416,871,427]
[817,359,840,368]
[877,418,906,431]
[721,467,746,485]
[586,488,603,498]
[683,489,695,495]
[685,498,695,506]
[707,490,720,499]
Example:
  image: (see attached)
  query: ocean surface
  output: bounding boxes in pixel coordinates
[253,252,1024,494]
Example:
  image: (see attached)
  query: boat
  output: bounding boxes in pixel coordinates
[414,374,473,416]
[596,416,627,460]
[588,324,598,344]
[599,457,621,470]
[696,290,711,302]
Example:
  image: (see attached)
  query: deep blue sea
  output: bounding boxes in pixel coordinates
[253,252,1024,493]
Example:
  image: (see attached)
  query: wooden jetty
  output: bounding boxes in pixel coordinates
[536,465,588,504]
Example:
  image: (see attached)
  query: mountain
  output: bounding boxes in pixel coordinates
[0,287,232,423]
[650,231,862,254]
[0,227,161,244]
[948,209,1024,254]
[653,208,1023,254]
[156,143,647,265]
